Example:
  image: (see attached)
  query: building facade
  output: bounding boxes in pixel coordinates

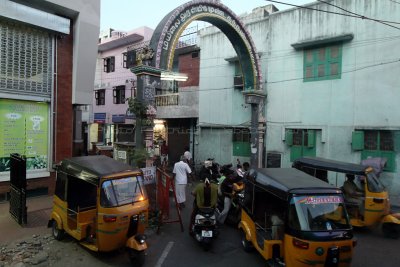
[91,27,153,153]
[198,0,400,193]
[0,0,100,199]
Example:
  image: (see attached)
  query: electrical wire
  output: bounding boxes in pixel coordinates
[316,0,400,30]
[265,0,400,30]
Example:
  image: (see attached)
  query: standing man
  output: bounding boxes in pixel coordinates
[173,155,192,209]
[160,140,169,166]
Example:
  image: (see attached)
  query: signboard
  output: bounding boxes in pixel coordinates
[141,166,156,185]
[0,99,48,172]
[94,112,106,123]
[112,114,125,123]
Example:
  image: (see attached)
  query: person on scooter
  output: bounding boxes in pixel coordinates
[189,178,218,234]
[218,168,243,225]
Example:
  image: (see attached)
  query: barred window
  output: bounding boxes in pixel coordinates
[0,21,53,97]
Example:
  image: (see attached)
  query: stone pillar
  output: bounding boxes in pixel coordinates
[131,65,161,150]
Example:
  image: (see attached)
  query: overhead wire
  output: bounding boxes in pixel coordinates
[316,0,400,30]
[265,0,400,30]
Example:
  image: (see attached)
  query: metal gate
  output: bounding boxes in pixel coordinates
[9,153,27,225]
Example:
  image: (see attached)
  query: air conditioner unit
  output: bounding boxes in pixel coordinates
[234,75,244,89]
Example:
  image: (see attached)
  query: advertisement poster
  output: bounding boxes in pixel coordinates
[0,99,49,172]
[141,166,156,185]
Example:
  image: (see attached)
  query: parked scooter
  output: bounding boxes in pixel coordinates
[191,207,218,251]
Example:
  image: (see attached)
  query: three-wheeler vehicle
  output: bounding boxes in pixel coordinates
[239,168,355,267]
[48,155,148,266]
[293,157,400,239]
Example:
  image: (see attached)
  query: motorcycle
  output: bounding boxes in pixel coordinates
[191,207,218,251]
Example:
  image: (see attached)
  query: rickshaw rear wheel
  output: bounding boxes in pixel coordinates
[52,220,64,241]
[382,223,400,239]
[128,249,145,267]
[241,230,253,252]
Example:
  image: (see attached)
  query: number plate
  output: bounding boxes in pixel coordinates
[201,230,213,237]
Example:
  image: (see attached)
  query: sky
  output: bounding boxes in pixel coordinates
[100,0,312,32]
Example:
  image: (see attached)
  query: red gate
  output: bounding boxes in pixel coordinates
[156,167,183,232]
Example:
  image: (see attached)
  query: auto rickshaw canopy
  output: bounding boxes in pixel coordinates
[250,168,341,200]
[293,157,368,176]
[57,155,140,185]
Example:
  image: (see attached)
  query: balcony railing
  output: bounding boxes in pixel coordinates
[155,93,179,106]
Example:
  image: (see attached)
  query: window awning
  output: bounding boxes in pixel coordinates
[291,34,354,50]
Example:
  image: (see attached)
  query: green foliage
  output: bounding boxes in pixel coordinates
[127,97,148,119]
[129,148,149,168]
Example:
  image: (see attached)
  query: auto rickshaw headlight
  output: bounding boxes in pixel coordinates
[135,234,146,244]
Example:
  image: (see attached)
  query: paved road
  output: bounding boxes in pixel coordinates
[1,188,399,266]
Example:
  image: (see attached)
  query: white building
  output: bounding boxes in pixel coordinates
[198,0,400,196]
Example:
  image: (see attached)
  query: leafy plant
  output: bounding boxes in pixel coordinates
[129,148,149,168]
[127,97,148,119]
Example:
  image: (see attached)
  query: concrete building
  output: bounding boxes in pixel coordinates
[198,0,400,194]
[91,27,153,152]
[0,0,100,199]
[154,26,200,166]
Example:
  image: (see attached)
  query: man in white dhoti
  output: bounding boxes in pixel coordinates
[173,155,192,208]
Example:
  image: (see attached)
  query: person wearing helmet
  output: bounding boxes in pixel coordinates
[217,169,243,225]
[189,178,218,234]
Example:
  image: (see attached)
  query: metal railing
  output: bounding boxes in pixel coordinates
[155,93,179,106]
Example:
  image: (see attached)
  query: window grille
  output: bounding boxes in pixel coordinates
[0,21,53,97]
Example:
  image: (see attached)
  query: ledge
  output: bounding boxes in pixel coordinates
[291,34,354,50]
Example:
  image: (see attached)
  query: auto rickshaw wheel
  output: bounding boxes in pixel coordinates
[52,220,64,241]
[128,249,145,267]
[382,223,400,239]
[241,230,253,252]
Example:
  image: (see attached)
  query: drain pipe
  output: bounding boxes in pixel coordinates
[52,36,58,165]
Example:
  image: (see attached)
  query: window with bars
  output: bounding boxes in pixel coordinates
[0,21,53,97]
[352,130,396,171]
[103,56,115,73]
[113,85,125,104]
[285,129,316,162]
[304,44,342,82]
[95,89,105,105]
[123,50,136,69]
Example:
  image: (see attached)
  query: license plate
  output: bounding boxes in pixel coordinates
[201,230,213,237]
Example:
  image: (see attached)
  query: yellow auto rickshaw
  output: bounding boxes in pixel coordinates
[239,168,355,267]
[48,155,148,266]
[293,156,400,239]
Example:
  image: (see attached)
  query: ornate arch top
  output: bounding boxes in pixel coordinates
[149,0,263,91]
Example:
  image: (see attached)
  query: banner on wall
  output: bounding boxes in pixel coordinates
[0,99,49,173]
[140,166,156,185]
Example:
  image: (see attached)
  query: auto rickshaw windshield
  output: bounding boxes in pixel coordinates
[289,195,351,231]
[101,176,147,208]
[365,172,385,193]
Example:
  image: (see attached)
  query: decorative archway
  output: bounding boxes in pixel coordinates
[133,0,266,167]
[149,0,262,92]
